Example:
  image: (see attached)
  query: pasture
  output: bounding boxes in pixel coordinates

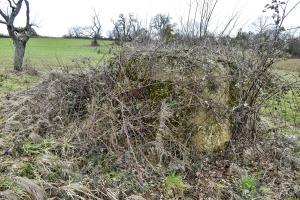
[0,37,113,71]
[273,58,300,73]
[0,37,113,95]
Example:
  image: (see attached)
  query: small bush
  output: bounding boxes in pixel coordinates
[21,140,54,155]
[239,175,257,199]
[163,175,187,198]
[17,162,35,179]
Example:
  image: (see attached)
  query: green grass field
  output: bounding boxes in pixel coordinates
[0,37,114,95]
[0,37,113,71]
[273,58,300,73]
[263,62,300,138]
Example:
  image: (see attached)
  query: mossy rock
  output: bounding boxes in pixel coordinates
[123,54,233,152]
[148,81,173,102]
[125,58,149,81]
[190,109,230,152]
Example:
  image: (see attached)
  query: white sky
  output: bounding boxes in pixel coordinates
[0,0,300,37]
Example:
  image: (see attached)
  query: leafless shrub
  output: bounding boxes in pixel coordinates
[179,0,219,39]
[66,26,86,38]
[0,2,299,199]
[0,38,299,198]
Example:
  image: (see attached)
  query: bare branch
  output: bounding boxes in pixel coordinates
[199,0,206,37]
[186,0,192,34]
[204,0,219,35]
[219,11,240,36]
[0,19,6,24]
[8,0,24,26]
[179,0,220,39]
[192,0,199,36]
[284,1,300,18]
[286,26,300,31]
[24,0,29,28]
[7,0,16,9]
[0,8,8,21]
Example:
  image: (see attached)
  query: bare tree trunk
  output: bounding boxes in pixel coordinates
[13,39,27,71]
[91,37,99,46]
[1,0,32,71]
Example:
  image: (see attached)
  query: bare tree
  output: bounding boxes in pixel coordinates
[0,0,32,71]
[150,14,175,41]
[180,0,219,39]
[264,0,300,34]
[66,26,85,38]
[112,13,141,43]
[218,12,241,36]
[251,16,273,34]
[223,0,300,142]
[86,9,102,46]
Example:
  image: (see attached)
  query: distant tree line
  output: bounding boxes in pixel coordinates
[287,37,300,57]
[1,0,299,71]
[63,9,300,57]
[0,33,9,38]
[65,13,176,44]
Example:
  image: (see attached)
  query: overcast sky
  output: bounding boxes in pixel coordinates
[0,0,300,37]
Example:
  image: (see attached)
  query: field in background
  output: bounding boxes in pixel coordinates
[0,37,113,71]
[0,37,113,95]
[273,58,300,73]
[265,59,300,139]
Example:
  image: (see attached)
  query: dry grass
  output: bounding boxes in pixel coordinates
[12,177,46,200]
[273,59,300,73]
